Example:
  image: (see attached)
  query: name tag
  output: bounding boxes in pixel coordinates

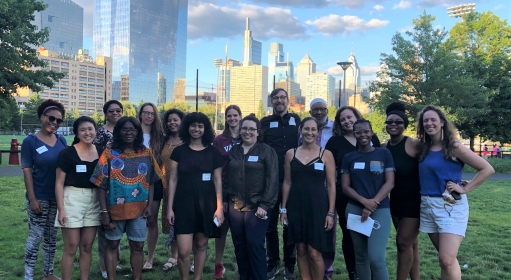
[248,156,259,162]
[314,163,324,170]
[36,146,48,154]
[202,173,211,181]
[270,121,279,128]
[76,165,87,173]
[354,162,365,169]
[289,117,296,126]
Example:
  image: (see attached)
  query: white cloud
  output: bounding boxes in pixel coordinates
[188,3,308,40]
[306,15,389,36]
[72,0,93,37]
[247,0,385,9]
[374,4,385,10]
[493,4,505,10]
[399,25,413,33]
[393,0,411,9]
[327,65,379,76]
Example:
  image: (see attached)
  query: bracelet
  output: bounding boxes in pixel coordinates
[327,211,335,217]
[279,208,287,214]
[100,209,109,214]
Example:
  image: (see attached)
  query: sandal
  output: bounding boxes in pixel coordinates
[142,260,153,270]
[162,258,178,271]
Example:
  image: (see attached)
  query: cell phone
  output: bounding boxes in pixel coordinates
[213,217,220,227]
[446,179,462,200]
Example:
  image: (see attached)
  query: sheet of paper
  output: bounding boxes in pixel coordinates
[347,213,375,237]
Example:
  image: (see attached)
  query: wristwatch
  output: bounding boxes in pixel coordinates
[279,208,287,214]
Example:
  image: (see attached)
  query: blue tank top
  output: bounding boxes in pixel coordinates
[419,150,464,196]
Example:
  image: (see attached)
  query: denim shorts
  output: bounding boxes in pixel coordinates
[106,214,147,242]
[419,194,469,237]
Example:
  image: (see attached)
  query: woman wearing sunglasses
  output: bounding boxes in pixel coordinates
[93,100,124,278]
[21,99,68,280]
[226,114,278,280]
[212,104,242,278]
[381,102,421,280]
[340,119,395,280]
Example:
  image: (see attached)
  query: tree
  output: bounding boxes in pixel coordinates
[91,111,103,126]
[22,93,44,133]
[120,100,137,117]
[0,94,20,131]
[327,105,337,121]
[363,110,387,137]
[368,12,489,150]
[198,105,217,126]
[157,101,189,116]
[0,0,65,96]
[257,100,265,119]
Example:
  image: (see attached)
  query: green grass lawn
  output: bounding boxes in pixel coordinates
[0,177,509,279]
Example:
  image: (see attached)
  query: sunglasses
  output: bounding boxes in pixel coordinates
[108,108,122,113]
[45,114,64,125]
[385,120,405,125]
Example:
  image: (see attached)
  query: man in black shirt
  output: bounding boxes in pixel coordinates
[261,88,301,280]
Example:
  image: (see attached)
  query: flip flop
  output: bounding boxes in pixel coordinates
[163,258,178,271]
[142,261,153,270]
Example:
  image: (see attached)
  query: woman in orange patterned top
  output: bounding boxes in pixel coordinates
[90,116,162,280]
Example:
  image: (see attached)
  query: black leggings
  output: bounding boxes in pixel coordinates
[336,187,356,274]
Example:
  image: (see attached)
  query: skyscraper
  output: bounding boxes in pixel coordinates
[268,42,294,92]
[296,54,316,96]
[243,18,262,66]
[230,65,268,116]
[32,0,83,54]
[345,48,361,93]
[93,0,187,104]
[304,73,335,106]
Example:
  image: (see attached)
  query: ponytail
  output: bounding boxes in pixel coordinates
[72,135,80,145]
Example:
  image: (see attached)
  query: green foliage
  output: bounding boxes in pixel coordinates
[257,100,265,119]
[119,100,137,117]
[0,0,65,96]
[157,101,190,116]
[464,158,511,174]
[363,110,387,137]
[91,111,103,126]
[21,93,43,133]
[327,105,337,121]
[0,95,20,131]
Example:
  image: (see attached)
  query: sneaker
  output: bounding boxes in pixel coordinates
[213,263,226,279]
[284,267,296,280]
[348,271,359,280]
[267,266,279,280]
[190,261,194,273]
[101,271,108,279]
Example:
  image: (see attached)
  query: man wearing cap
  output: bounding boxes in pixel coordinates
[261,88,301,280]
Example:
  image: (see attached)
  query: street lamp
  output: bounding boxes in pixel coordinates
[214,58,223,131]
[337,61,352,108]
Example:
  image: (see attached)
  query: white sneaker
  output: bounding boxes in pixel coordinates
[101,271,108,279]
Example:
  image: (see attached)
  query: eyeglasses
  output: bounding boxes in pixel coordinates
[108,108,122,114]
[385,120,405,125]
[240,127,258,133]
[120,128,138,134]
[354,129,372,136]
[271,95,287,101]
[142,111,155,117]
[311,108,327,113]
[45,115,64,125]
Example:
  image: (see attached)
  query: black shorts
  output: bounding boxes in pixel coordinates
[153,180,163,201]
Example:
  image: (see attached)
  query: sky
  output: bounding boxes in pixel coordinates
[77,0,509,89]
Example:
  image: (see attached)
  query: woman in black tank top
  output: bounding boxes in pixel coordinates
[383,102,421,280]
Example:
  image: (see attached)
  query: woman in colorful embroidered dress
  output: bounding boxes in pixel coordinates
[160,108,185,271]
[138,103,165,270]
[90,116,162,280]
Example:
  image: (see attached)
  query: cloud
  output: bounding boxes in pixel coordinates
[188,3,308,40]
[327,65,379,76]
[399,25,413,33]
[393,0,411,9]
[246,0,385,9]
[493,4,505,10]
[72,0,94,37]
[306,15,389,36]
[417,0,484,8]
[374,4,385,10]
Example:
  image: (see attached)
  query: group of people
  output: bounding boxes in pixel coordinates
[21,87,494,280]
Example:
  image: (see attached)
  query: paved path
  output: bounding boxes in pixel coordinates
[0,166,509,180]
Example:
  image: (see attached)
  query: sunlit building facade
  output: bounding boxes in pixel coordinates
[93,0,187,104]
[230,65,268,116]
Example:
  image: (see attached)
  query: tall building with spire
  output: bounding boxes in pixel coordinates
[345,45,361,93]
[296,54,316,96]
[243,18,262,66]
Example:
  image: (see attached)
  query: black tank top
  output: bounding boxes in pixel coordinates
[386,137,420,198]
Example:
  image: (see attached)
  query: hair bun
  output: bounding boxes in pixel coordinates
[385,102,406,115]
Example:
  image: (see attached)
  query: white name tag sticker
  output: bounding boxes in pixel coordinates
[354,162,365,169]
[289,117,296,126]
[248,156,259,162]
[36,146,48,154]
[440,218,455,226]
[76,165,87,173]
[270,121,279,128]
[202,173,211,181]
[314,163,324,170]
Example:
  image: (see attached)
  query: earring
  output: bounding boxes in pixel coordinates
[441,127,444,141]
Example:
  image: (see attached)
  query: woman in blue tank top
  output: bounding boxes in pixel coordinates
[417,105,494,279]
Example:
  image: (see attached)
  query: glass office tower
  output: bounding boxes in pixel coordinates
[93,0,187,104]
[33,0,83,54]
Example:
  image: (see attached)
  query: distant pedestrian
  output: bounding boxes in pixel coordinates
[21,99,67,280]
[483,144,488,159]
[492,144,498,158]
[497,146,502,158]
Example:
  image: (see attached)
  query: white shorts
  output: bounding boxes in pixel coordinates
[55,186,100,228]
[419,194,469,237]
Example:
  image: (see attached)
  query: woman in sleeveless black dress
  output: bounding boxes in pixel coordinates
[280,117,336,280]
[383,102,421,280]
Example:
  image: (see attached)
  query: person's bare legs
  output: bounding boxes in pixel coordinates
[437,233,463,280]
[177,234,194,280]
[307,245,325,280]
[105,239,120,280]
[393,217,420,280]
[296,243,312,280]
[61,228,80,280]
[129,240,145,280]
[78,227,98,280]
[144,200,161,268]
[192,233,209,280]
[215,218,229,264]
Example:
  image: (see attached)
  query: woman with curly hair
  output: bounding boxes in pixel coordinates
[90,116,162,280]
[21,99,67,280]
[167,112,224,280]
[137,103,165,270]
[417,106,494,280]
